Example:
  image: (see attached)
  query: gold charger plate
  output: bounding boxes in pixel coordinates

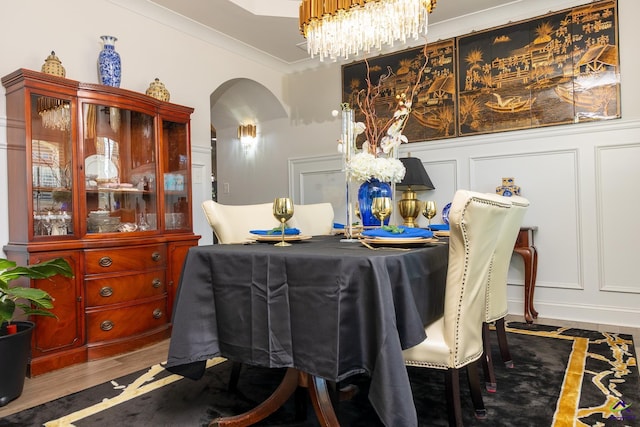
[434,230,450,237]
[250,234,312,243]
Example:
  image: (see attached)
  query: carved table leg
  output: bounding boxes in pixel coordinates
[529,246,539,319]
[514,247,535,324]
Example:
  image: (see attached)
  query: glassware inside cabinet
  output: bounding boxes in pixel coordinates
[162,120,190,231]
[31,94,74,237]
[82,103,158,233]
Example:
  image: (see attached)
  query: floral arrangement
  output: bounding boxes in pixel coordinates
[348,152,405,182]
[343,45,429,183]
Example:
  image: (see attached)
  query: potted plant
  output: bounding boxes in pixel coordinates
[0,257,73,407]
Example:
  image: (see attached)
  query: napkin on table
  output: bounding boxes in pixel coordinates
[362,226,433,239]
[428,224,449,231]
[250,227,301,235]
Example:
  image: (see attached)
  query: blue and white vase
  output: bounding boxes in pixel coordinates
[97,35,121,87]
[358,178,392,227]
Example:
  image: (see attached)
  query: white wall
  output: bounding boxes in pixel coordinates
[2,0,639,327]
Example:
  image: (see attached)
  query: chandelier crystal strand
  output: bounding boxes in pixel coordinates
[300,0,435,61]
[37,97,71,131]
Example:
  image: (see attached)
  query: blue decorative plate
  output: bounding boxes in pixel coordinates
[442,202,451,225]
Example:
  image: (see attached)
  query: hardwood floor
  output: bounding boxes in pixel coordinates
[1,317,638,418]
[0,339,170,418]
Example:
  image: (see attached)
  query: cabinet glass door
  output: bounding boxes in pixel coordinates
[31,94,74,238]
[162,120,190,231]
[82,103,158,234]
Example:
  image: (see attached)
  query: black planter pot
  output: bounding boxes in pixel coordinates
[0,321,34,407]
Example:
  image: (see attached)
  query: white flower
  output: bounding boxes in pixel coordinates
[347,152,406,183]
[380,120,408,154]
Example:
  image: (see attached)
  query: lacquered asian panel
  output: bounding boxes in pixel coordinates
[457,0,619,136]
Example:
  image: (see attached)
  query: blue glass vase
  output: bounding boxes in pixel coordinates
[98,35,121,87]
[358,178,392,227]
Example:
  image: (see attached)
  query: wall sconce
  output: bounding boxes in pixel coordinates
[396,157,435,227]
[238,124,257,154]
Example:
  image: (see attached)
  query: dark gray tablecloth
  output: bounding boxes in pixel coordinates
[166,235,448,427]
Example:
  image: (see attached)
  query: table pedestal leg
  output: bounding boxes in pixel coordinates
[308,373,341,426]
[209,368,339,427]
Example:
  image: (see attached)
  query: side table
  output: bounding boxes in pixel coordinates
[513,226,538,323]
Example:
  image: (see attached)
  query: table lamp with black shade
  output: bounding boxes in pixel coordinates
[396,157,435,227]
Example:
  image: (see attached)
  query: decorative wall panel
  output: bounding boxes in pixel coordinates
[471,150,582,289]
[289,155,345,222]
[457,0,619,136]
[342,39,456,144]
[597,144,640,293]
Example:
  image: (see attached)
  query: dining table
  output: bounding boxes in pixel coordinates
[165,234,449,427]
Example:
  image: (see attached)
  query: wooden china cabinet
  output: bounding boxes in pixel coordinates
[2,69,200,376]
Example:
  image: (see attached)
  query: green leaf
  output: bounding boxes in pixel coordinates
[0,259,17,271]
[381,225,405,234]
[267,226,290,235]
[0,299,16,325]
[0,257,72,323]
[6,286,52,300]
[20,307,57,319]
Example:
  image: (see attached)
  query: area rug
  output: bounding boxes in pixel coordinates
[1,323,637,427]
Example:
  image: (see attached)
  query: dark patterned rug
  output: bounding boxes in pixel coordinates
[1,322,638,426]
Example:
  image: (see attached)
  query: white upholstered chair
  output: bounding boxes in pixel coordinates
[202,200,336,244]
[201,200,279,244]
[482,195,530,392]
[288,202,335,236]
[403,190,512,427]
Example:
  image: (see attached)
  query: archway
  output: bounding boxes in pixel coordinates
[209,78,288,203]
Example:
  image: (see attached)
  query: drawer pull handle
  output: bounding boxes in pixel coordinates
[152,309,163,319]
[100,320,114,331]
[151,252,161,262]
[99,256,113,267]
[152,278,162,288]
[99,286,114,297]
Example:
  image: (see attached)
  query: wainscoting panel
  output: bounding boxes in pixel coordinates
[289,155,346,223]
[414,159,458,225]
[471,150,582,291]
[597,143,640,294]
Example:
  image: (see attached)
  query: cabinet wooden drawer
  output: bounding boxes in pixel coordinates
[85,270,166,307]
[86,298,168,342]
[85,245,166,274]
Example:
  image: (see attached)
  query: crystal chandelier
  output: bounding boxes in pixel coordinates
[37,97,71,131]
[299,0,436,61]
